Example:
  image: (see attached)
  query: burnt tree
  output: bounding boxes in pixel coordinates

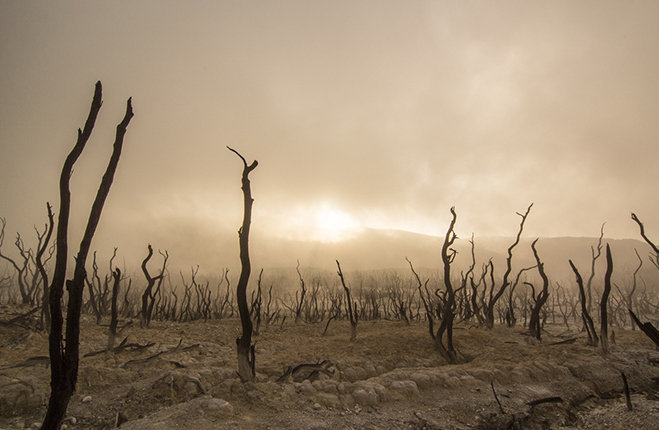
[35,204,55,331]
[484,203,533,328]
[528,239,549,340]
[568,259,599,346]
[336,260,358,342]
[107,268,121,350]
[434,207,459,363]
[140,244,168,327]
[42,81,133,429]
[228,146,258,382]
[586,224,605,313]
[600,243,613,353]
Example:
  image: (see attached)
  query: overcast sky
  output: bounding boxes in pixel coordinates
[0,1,657,268]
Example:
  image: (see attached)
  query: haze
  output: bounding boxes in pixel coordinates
[0,1,657,271]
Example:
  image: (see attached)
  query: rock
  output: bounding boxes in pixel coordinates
[387,380,419,400]
[298,379,316,396]
[351,388,378,406]
[81,395,93,403]
[410,372,432,389]
[315,392,341,408]
[313,402,322,410]
[201,397,233,413]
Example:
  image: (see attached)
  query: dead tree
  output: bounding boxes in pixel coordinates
[631,213,659,270]
[484,204,533,328]
[35,204,55,331]
[0,220,33,305]
[600,244,613,353]
[568,260,598,346]
[435,207,459,363]
[139,244,168,327]
[228,146,258,382]
[615,249,642,329]
[294,260,306,323]
[336,260,358,341]
[528,239,549,340]
[506,264,536,328]
[407,257,434,339]
[586,224,605,313]
[42,81,133,430]
[107,268,121,350]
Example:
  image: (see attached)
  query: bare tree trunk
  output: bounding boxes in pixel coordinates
[35,204,55,332]
[336,260,358,342]
[600,244,613,354]
[569,260,598,346]
[529,239,549,340]
[485,204,533,328]
[42,82,133,430]
[435,207,458,363]
[107,268,121,351]
[586,225,605,314]
[140,245,167,327]
[228,147,258,382]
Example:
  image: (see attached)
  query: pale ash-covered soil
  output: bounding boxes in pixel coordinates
[1,307,658,429]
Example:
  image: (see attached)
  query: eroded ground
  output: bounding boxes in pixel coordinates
[1,306,658,429]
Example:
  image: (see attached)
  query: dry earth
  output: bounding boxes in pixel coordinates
[1,305,658,429]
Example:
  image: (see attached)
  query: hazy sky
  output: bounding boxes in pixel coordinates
[0,1,657,269]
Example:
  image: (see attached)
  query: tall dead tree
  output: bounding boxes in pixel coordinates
[528,239,549,340]
[228,146,258,382]
[294,260,306,323]
[586,224,605,313]
[140,244,168,327]
[600,243,613,353]
[484,203,533,328]
[568,259,598,346]
[42,81,133,430]
[107,268,121,350]
[336,260,358,341]
[435,207,459,363]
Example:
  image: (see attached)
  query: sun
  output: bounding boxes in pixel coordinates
[312,203,361,242]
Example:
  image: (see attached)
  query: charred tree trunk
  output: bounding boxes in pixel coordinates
[436,207,458,363]
[586,225,605,314]
[529,239,549,340]
[36,204,55,332]
[140,245,167,327]
[569,259,598,346]
[107,268,121,351]
[42,82,133,430]
[485,204,533,328]
[336,260,358,341]
[228,147,258,382]
[294,260,306,323]
[600,244,613,353]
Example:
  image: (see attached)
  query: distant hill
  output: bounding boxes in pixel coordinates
[250,229,658,286]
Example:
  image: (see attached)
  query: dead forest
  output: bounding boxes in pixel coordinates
[0,82,658,430]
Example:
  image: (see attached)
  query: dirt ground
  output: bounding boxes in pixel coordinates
[1,306,658,429]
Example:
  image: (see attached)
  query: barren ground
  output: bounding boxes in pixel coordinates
[1,306,658,429]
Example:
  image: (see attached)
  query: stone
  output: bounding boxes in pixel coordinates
[351,388,378,406]
[201,397,233,414]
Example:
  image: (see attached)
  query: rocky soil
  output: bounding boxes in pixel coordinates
[1,306,658,429]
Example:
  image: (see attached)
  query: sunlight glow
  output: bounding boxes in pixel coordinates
[312,203,361,242]
[268,201,363,242]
